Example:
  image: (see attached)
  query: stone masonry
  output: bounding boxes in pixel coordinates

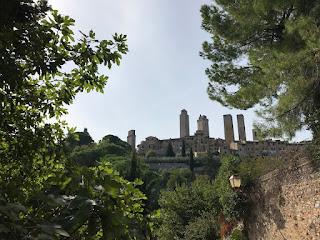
[224,114,235,147]
[237,114,246,142]
[130,110,306,157]
[247,156,320,239]
[127,130,136,149]
[197,115,209,137]
[180,109,190,138]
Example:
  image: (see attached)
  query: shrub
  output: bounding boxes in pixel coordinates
[156,176,220,240]
[166,168,193,190]
[230,229,247,240]
[238,156,287,185]
[214,155,246,221]
[184,212,219,240]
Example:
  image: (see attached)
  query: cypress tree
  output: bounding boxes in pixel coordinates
[166,141,175,157]
[189,148,194,178]
[129,150,138,181]
[181,140,186,157]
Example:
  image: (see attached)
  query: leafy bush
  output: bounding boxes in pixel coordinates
[156,176,220,240]
[0,1,150,238]
[146,150,157,158]
[165,168,193,190]
[184,212,218,240]
[214,155,246,221]
[98,142,130,156]
[101,135,131,150]
[230,229,247,240]
[0,161,146,239]
[69,144,100,166]
[69,135,132,166]
[101,155,130,176]
[65,131,94,148]
[201,155,221,179]
[238,156,287,185]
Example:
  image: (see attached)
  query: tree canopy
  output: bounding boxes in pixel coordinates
[0,1,150,239]
[201,0,320,139]
[156,155,248,240]
[156,176,220,240]
[0,0,128,199]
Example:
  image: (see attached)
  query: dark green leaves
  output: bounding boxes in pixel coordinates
[156,176,220,240]
[0,1,140,239]
[201,0,320,139]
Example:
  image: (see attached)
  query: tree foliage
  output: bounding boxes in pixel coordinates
[65,129,94,148]
[129,150,138,181]
[165,168,193,190]
[214,156,247,222]
[145,150,157,158]
[204,151,221,180]
[67,134,132,166]
[155,155,249,240]
[230,229,248,240]
[166,141,175,157]
[184,212,218,240]
[189,148,195,175]
[69,134,165,238]
[0,1,150,239]
[101,135,132,150]
[181,140,186,157]
[201,0,320,139]
[0,161,146,239]
[0,0,128,199]
[156,176,220,240]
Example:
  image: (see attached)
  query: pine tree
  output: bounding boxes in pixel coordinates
[201,0,320,140]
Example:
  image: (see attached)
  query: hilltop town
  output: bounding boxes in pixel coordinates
[127,109,305,157]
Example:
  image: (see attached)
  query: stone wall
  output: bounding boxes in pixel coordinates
[147,162,189,170]
[246,156,320,240]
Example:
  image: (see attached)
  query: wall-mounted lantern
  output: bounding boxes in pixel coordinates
[229,175,241,188]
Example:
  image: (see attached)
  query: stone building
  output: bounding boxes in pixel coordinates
[197,115,209,137]
[231,139,305,157]
[132,110,306,157]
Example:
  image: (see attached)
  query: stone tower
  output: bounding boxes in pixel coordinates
[237,114,246,142]
[197,115,209,137]
[180,109,190,138]
[223,114,234,146]
[127,130,136,149]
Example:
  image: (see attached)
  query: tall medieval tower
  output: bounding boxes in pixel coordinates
[237,114,246,142]
[197,115,209,137]
[180,109,190,138]
[223,114,234,146]
[127,130,136,149]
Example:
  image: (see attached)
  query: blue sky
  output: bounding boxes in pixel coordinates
[50,0,311,144]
